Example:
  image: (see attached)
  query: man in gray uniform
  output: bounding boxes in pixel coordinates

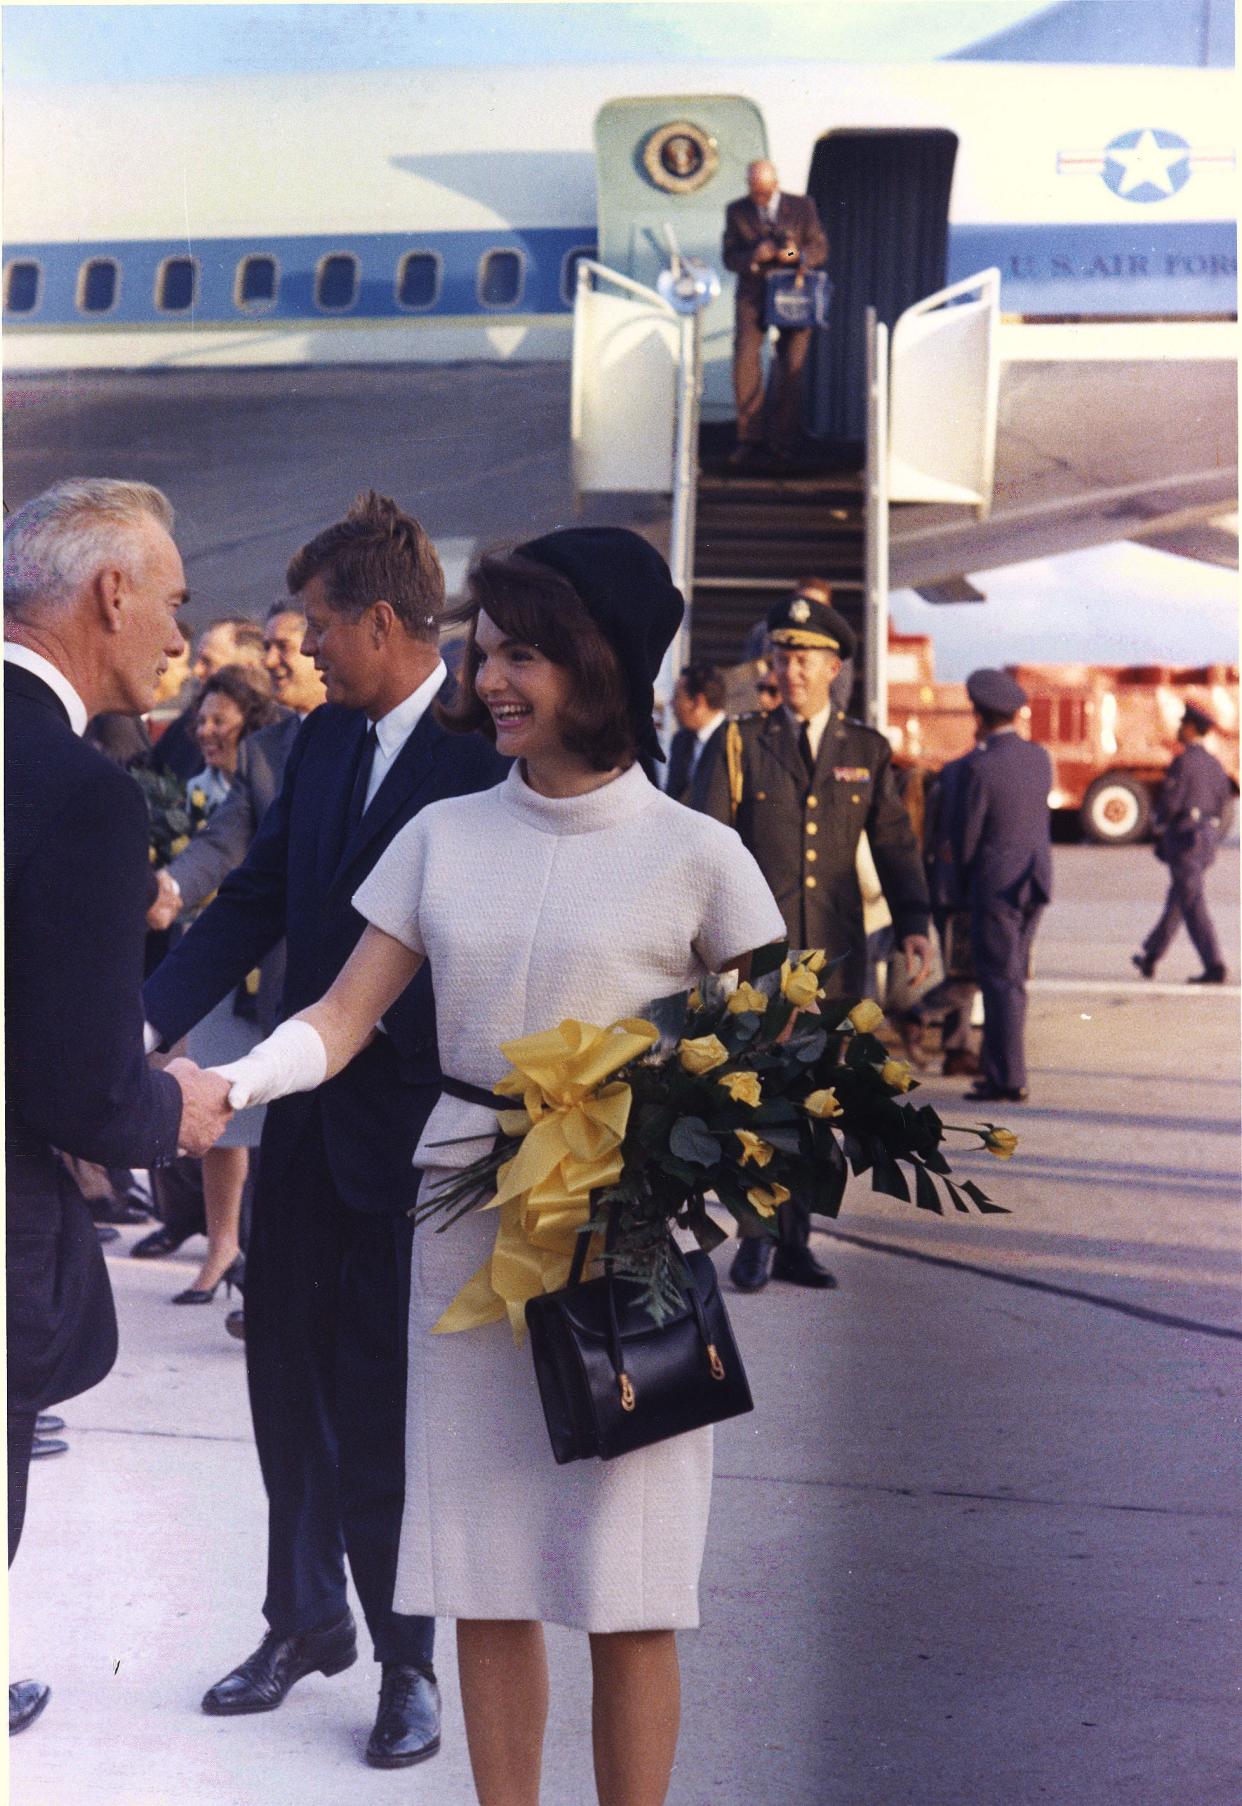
[700,590,931,1290]
[1133,702,1234,985]
[954,670,1053,1104]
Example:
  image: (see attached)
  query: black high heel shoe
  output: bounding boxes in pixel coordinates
[171,1255,244,1306]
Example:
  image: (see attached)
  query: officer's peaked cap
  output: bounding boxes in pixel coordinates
[966,668,1027,715]
[766,590,856,659]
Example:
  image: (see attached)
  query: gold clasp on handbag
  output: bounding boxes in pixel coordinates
[707,1344,726,1382]
[618,1372,636,1411]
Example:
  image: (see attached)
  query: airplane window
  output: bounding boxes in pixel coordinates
[397,252,440,311]
[560,247,597,305]
[4,261,41,314]
[478,249,524,309]
[79,258,119,314]
[316,253,359,311]
[157,257,198,312]
[237,255,278,310]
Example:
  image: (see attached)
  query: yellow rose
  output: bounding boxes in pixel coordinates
[803,1088,843,1119]
[880,1058,915,1093]
[244,968,261,995]
[848,999,885,1033]
[170,835,191,856]
[734,1129,774,1167]
[800,949,827,974]
[718,1070,763,1108]
[727,981,768,1015]
[148,847,158,865]
[687,986,703,1011]
[677,1034,728,1075]
[982,1126,1019,1160]
[190,788,207,810]
[746,1182,790,1217]
[780,960,821,1009]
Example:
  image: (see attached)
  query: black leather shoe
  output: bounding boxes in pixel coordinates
[965,1083,1029,1103]
[10,1679,50,1734]
[772,1249,838,1289]
[36,1413,65,1434]
[1189,965,1228,984]
[225,1308,246,1342]
[92,1197,154,1226]
[1131,952,1156,980]
[730,1237,774,1292]
[201,1613,357,1715]
[32,1436,68,1459]
[96,1223,120,1244]
[131,1226,188,1260]
[365,1663,441,1768]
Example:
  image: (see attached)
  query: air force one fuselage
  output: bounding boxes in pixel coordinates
[3,59,1236,371]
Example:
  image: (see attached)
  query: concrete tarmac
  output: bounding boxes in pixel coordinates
[8,843,1240,1806]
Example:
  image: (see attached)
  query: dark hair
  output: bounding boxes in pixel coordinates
[975,704,1016,732]
[436,551,635,770]
[285,491,444,642]
[679,661,726,711]
[196,663,283,738]
[203,616,265,656]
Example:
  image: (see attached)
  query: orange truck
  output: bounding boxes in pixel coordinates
[884,631,1240,843]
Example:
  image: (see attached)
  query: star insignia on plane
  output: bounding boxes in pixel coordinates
[1102,128,1191,202]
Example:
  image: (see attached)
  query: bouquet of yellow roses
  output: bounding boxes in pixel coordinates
[418,940,1016,1333]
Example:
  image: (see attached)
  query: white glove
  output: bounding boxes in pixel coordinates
[212,1018,328,1111]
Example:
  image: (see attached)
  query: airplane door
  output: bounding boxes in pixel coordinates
[594,96,767,420]
[806,128,958,444]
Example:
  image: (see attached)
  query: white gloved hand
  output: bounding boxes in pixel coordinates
[212,1018,328,1110]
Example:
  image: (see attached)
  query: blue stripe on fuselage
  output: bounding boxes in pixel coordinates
[4,220,1236,326]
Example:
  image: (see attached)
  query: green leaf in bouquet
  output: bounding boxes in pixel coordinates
[749,938,789,980]
[789,1027,829,1064]
[912,1162,944,1215]
[806,1141,848,1220]
[668,1115,721,1168]
[684,1197,728,1255]
[842,1131,872,1177]
[641,988,693,1053]
[869,1141,910,1202]
[752,1123,803,1155]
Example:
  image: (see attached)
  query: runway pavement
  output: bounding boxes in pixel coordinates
[8,844,1240,1806]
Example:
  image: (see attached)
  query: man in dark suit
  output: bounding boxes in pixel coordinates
[954,670,1054,1104]
[700,590,931,1291]
[1134,702,1234,985]
[143,494,505,1768]
[4,477,233,1736]
[722,158,828,463]
[919,741,983,1076]
[665,662,727,806]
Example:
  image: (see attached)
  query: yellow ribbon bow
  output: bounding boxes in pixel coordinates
[432,1015,659,1342]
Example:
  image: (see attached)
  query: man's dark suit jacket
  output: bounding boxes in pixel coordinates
[5,662,183,1412]
[722,192,829,306]
[143,695,505,1215]
[664,722,726,808]
[957,731,1054,911]
[168,711,301,1034]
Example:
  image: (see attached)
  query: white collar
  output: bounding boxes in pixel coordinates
[4,642,89,735]
[372,659,446,759]
[784,701,831,736]
[696,710,727,745]
[498,760,657,837]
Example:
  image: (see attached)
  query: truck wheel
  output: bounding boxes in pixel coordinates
[1080,774,1152,845]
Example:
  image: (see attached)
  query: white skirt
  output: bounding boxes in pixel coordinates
[394,1168,714,1633]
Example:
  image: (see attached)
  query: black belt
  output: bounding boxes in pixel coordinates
[440,1075,510,1111]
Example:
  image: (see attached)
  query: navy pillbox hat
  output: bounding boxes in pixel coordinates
[516,527,684,763]
[966,668,1028,715]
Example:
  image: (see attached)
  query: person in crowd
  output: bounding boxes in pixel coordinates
[754,666,781,714]
[152,615,266,782]
[142,494,505,1768]
[4,477,232,1737]
[665,661,728,806]
[722,158,828,467]
[167,665,285,1305]
[954,669,1053,1104]
[207,527,786,1806]
[141,604,326,1338]
[1133,701,1234,985]
[913,744,984,1077]
[699,588,931,1292]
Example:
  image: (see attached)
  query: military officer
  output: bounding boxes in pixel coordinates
[1133,702,1234,985]
[954,669,1053,1104]
[700,590,932,1291]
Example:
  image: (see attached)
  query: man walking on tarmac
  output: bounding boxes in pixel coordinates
[1133,701,1234,985]
[700,588,931,1292]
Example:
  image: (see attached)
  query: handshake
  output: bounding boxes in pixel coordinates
[162,1058,234,1158]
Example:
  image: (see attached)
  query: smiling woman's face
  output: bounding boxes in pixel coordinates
[195,691,247,774]
[471,608,576,765]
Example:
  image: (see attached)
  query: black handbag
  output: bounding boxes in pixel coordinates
[763,268,832,330]
[524,1224,754,1465]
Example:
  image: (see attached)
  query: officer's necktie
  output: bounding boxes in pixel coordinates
[797,721,815,778]
[346,724,378,834]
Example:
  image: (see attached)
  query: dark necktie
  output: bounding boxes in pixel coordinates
[346,724,378,834]
[798,721,815,777]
